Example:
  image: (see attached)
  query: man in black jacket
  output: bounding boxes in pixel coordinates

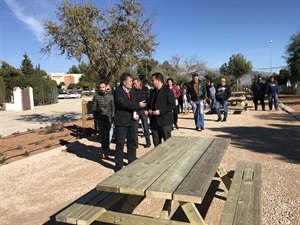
[186,73,207,131]
[145,73,176,147]
[250,77,265,110]
[114,73,146,172]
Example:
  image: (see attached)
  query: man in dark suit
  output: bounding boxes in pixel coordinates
[144,73,176,147]
[114,73,146,172]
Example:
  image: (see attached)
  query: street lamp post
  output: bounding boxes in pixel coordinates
[269,40,272,74]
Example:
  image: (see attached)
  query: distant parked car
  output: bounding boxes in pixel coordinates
[82,89,90,96]
[69,92,81,99]
[57,93,70,99]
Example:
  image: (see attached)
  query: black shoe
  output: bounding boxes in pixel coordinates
[200,127,204,131]
[216,118,222,122]
[222,118,227,122]
[145,143,151,148]
[174,123,179,129]
[195,127,199,130]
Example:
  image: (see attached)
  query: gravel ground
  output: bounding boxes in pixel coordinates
[0,107,299,225]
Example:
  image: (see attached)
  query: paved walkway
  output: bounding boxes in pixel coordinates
[0,98,92,137]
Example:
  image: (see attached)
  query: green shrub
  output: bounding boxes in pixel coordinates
[17,144,23,150]
[0,157,6,164]
[12,131,21,136]
[49,135,55,140]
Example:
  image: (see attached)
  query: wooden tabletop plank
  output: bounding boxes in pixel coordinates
[117,137,200,195]
[173,138,231,203]
[97,137,197,195]
[146,138,214,200]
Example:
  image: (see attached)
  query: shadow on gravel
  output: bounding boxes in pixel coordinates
[16,112,81,124]
[64,140,115,170]
[211,113,300,163]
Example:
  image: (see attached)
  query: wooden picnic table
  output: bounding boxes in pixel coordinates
[56,136,262,225]
[228,92,253,111]
[95,136,231,224]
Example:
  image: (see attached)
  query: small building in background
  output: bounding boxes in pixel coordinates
[49,73,83,88]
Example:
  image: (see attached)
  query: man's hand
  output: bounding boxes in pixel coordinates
[152,110,160,116]
[139,100,146,108]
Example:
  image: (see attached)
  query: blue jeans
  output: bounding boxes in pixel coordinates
[268,93,278,110]
[216,100,228,119]
[192,100,205,128]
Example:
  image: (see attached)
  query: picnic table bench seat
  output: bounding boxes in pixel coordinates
[55,189,126,225]
[219,161,262,225]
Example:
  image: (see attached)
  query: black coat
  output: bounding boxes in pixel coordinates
[114,86,141,127]
[148,85,176,128]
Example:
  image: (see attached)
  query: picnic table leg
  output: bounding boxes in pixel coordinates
[216,163,232,190]
[120,195,142,213]
[180,202,206,225]
[160,199,172,219]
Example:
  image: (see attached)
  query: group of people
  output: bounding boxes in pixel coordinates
[92,72,175,172]
[250,75,279,111]
[91,72,236,172]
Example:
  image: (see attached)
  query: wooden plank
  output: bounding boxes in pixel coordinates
[77,193,126,225]
[96,211,191,225]
[219,161,262,225]
[97,136,199,196]
[219,162,245,224]
[65,192,112,224]
[120,195,142,213]
[56,189,104,223]
[216,163,232,190]
[180,202,206,225]
[56,191,125,225]
[146,138,214,200]
[160,200,172,220]
[245,162,262,225]
[173,138,231,203]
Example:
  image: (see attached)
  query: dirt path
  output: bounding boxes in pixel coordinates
[0,107,299,225]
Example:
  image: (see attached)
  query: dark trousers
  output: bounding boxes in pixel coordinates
[253,94,265,110]
[151,125,172,147]
[97,118,112,153]
[178,97,183,113]
[139,114,150,140]
[115,124,138,171]
[173,106,179,124]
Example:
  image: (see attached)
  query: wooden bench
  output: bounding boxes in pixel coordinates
[219,161,262,225]
[56,188,126,225]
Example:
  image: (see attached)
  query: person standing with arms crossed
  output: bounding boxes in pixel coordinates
[144,73,176,147]
[114,73,146,172]
[92,80,114,159]
[186,73,207,131]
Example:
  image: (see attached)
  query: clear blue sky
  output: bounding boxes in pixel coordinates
[1,0,299,74]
